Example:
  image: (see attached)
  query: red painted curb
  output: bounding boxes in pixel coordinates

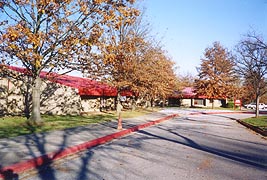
[0,114,178,179]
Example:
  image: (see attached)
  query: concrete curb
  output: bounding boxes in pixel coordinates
[0,114,178,179]
[188,111,267,137]
[236,119,267,137]
[188,111,253,115]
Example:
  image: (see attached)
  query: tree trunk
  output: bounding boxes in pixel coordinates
[116,101,123,130]
[256,96,260,118]
[29,77,43,125]
[131,98,136,111]
[150,98,154,110]
[116,93,123,130]
[211,99,214,109]
[24,76,31,119]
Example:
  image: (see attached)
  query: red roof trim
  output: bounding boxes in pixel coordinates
[5,65,133,97]
[170,87,226,99]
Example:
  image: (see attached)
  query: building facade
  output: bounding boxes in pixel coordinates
[0,66,118,116]
[168,87,226,108]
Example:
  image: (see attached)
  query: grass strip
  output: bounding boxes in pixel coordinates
[0,108,159,139]
[242,116,267,131]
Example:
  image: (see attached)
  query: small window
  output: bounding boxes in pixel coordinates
[195,99,205,105]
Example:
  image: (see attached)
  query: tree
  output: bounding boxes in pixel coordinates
[134,44,178,103]
[235,33,267,117]
[84,8,179,128]
[0,0,138,124]
[195,42,238,109]
[86,7,178,107]
[178,73,196,89]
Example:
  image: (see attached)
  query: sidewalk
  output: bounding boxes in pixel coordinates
[0,110,178,178]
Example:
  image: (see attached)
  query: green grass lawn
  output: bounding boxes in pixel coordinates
[0,108,159,139]
[242,116,267,131]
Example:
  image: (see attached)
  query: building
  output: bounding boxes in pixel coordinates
[0,66,227,116]
[0,66,132,116]
[168,87,226,108]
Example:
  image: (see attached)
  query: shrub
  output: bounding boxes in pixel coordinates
[227,102,234,108]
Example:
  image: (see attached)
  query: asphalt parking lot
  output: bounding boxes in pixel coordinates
[21,109,267,180]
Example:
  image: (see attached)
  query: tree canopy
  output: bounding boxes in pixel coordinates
[235,33,267,117]
[195,42,238,108]
[0,0,138,74]
[0,0,139,123]
[0,0,178,120]
[86,8,178,104]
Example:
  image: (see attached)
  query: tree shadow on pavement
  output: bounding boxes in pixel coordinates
[183,117,232,127]
[0,165,19,180]
[23,132,62,180]
[137,127,267,170]
[176,127,267,146]
[0,124,96,180]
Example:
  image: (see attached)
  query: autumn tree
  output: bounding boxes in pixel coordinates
[235,33,267,117]
[0,0,138,124]
[135,44,178,104]
[83,8,178,129]
[195,42,238,109]
[178,73,196,89]
[86,7,178,108]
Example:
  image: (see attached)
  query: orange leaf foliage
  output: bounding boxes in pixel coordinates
[0,0,138,78]
[195,42,239,99]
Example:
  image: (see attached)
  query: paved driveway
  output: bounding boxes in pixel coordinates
[22,109,267,180]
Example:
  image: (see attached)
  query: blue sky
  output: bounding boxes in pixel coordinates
[142,0,267,75]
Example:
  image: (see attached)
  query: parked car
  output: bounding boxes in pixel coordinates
[245,103,266,109]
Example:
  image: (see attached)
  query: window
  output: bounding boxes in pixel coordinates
[194,99,205,105]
